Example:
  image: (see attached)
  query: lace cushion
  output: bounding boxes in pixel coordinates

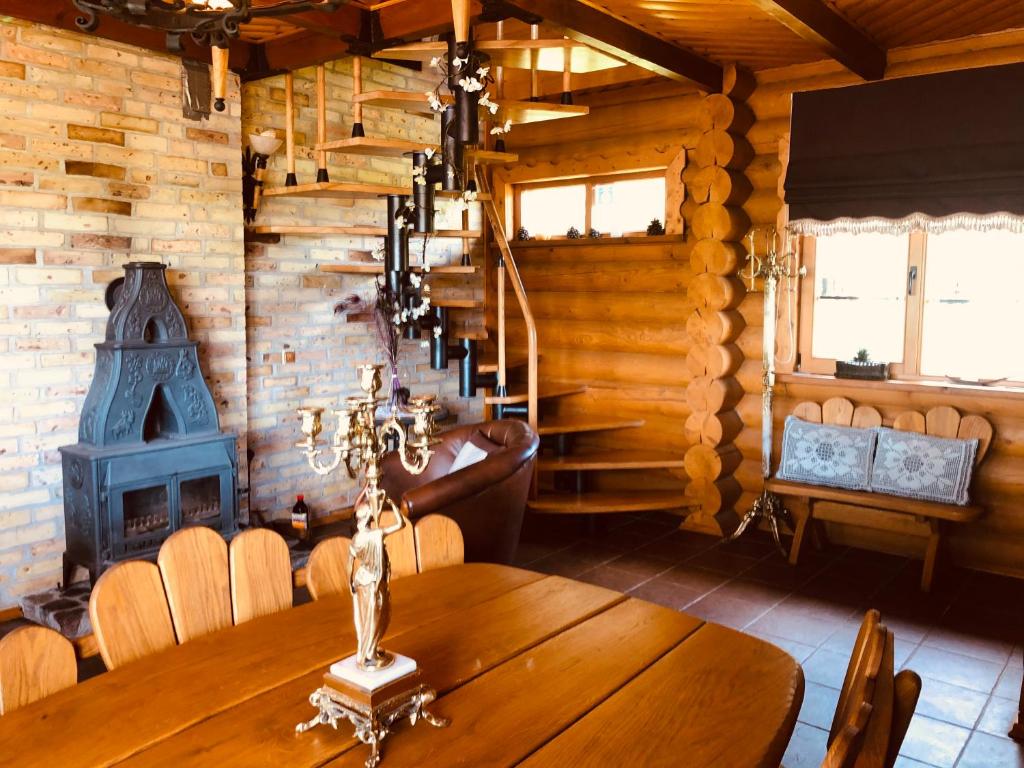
[777,416,878,491]
[870,429,978,505]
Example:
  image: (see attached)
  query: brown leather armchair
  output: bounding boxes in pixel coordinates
[380,420,539,565]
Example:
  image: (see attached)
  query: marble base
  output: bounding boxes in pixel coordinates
[329,653,418,692]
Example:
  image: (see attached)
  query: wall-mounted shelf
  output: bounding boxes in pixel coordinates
[466,148,519,164]
[319,263,479,275]
[316,137,439,157]
[247,225,482,239]
[374,40,625,73]
[263,181,408,199]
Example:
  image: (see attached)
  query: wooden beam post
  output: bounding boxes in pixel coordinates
[502,0,722,90]
[315,64,329,183]
[351,56,365,138]
[747,0,886,80]
[284,71,297,187]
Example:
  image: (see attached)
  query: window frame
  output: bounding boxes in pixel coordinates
[513,170,665,238]
[795,229,1023,386]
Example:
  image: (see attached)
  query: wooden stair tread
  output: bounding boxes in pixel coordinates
[316,137,439,157]
[318,263,479,275]
[354,89,440,116]
[431,297,484,308]
[373,40,625,73]
[538,450,685,471]
[537,418,645,436]
[263,181,408,199]
[465,148,519,164]
[248,225,481,239]
[436,189,492,201]
[528,490,689,514]
[477,352,532,374]
[453,324,488,340]
[484,384,585,405]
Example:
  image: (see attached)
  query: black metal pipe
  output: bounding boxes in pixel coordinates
[411,151,435,233]
[430,306,449,369]
[403,293,419,339]
[440,105,461,192]
[385,194,408,295]
[454,41,479,146]
[351,122,365,138]
[459,338,477,398]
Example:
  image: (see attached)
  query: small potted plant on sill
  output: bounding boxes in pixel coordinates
[835,348,889,381]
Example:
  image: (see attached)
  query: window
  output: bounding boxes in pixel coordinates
[798,229,1024,383]
[516,171,666,239]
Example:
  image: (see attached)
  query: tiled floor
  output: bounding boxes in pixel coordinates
[514,512,1024,768]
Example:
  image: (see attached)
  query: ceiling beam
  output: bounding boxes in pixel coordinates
[497,0,722,91]
[747,0,886,80]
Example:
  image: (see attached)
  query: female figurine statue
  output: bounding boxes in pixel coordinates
[348,493,406,671]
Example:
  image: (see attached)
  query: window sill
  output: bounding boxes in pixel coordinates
[509,234,682,248]
[776,372,1024,401]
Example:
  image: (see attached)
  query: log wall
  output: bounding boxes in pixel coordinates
[741,30,1024,577]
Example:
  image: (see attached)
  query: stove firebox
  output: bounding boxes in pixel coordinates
[60,262,238,584]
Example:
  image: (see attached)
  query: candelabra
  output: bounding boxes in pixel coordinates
[727,228,805,556]
[294,363,449,768]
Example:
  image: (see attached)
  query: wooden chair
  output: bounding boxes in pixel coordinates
[158,526,232,643]
[823,701,873,768]
[414,514,465,572]
[382,509,418,579]
[0,625,76,714]
[229,528,293,624]
[307,535,351,601]
[89,559,176,669]
[770,397,993,591]
[885,670,922,768]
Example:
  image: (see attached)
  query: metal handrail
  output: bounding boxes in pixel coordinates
[475,167,538,431]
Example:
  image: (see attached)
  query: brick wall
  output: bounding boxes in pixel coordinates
[0,18,247,608]
[0,19,482,608]
[241,60,484,523]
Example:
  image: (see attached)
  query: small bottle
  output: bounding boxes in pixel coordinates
[291,494,310,541]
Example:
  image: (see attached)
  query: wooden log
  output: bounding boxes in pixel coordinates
[686,375,744,414]
[686,308,745,345]
[698,93,756,134]
[692,203,751,241]
[684,475,743,515]
[747,117,791,155]
[746,154,784,191]
[723,63,757,102]
[687,273,746,311]
[685,343,743,379]
[684,443,743,481]
[690,166,753,207]
[744,190,784,227]
[693,130,755,170]
[690,239,747,276]
[736,359,764,394]
[665,148,687,236]
[685,410,745,448]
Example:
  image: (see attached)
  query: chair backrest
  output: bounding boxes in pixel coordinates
[158,526,232,643]
[382,509,418,579]
[0,625,76,714]
[306,535,351,601]
[829,609,881,744]
[89,559,176,669]
[229,528,293,624]
[885,669,922,768]
[414,514,465,572]
[822,701,873,768]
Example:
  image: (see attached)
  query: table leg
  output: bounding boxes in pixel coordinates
[1011,646,1024,742]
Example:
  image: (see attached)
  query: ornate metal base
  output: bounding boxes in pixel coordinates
[725,489,793,558]
[296,675,449,768]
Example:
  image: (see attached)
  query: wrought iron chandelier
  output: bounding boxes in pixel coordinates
[73,0,345,50]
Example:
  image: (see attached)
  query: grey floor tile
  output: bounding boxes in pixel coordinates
[955,731,1024,768]
[977,695,1019,738]
[782,722,828,768]
[915,676,990,729]
[900,715,971,767]
[907,646,1005,694]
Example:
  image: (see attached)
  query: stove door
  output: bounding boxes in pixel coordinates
[111,479,173,558]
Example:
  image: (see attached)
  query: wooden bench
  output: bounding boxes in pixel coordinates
[766,397,993,592]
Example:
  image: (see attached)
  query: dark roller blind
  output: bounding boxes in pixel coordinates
[785,63,1024,223]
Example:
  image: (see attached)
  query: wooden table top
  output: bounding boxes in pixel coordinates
[0,564,804,767]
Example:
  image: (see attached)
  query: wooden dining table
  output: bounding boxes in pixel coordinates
[0,563,804,767]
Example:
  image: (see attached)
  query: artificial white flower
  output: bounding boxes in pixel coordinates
[476,66,490,79]
[420,340,430,349]
[489,119,513,135]
[424,147,435,160]
[392,312,402,325]
[433,325,443,338]
[409,273,422,288]
[412,166,427,186]
[464,189,478,203]
[478,92,499,115]
[425,91,444,112]
[405,199,416,210]
[451,55,468,69]
[371,243,386,261]
[458,76,483,93]
[423,263,431,273]
[429,56,441,68]
[420,295,431,310]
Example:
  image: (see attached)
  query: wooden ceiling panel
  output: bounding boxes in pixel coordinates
[825,0,1024,49]
[590,0,826,69]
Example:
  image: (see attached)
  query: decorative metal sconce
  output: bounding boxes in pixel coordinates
[242,130,282,224]
[727,227,805,555]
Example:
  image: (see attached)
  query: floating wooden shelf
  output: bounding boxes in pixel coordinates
[247,225,482,239]
[528,490,689,515]
[536,418,645,436]
[484,384,585,405]
[374,40,625,73]
[538,450,685,472]
[263,181,407,199]
[316,137,439,157]
[465,148,519,164]
[319,263,479,275]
